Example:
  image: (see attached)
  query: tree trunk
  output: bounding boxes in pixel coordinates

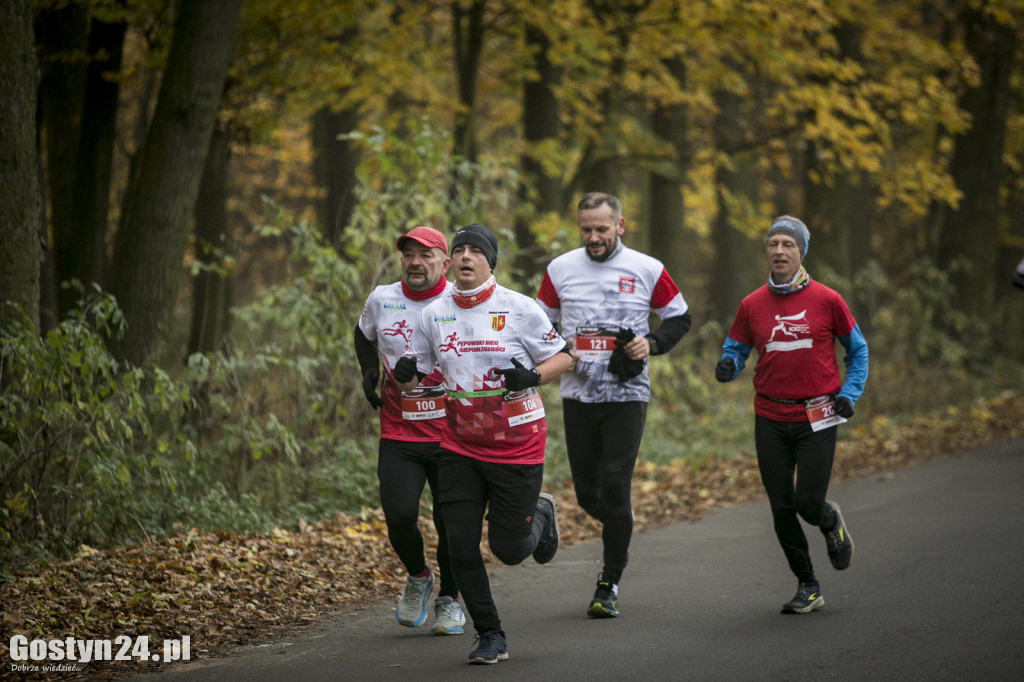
[648,57,690,306]
[108,0,243,365]
[710,85,761,326]
[312,105,360,246]
[0,0,41,333]
[514,21,560,283]
[935,7,1015,318]
[571,0,635,199]
[188,126,233,357]
[452,0,485,163]
[802,21,873,288]
[63,12,127,315]
[35,3,88,321]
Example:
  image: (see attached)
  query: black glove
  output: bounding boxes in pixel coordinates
[714,357,735,383]
[608,328,644,382]
[392,356,419,384]
[834,396,854,419]
[496,358,541,392]
[361,366,382,409]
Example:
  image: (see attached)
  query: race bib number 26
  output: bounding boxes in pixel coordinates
[805,396,847,432]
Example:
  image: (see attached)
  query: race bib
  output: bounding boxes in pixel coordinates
[503,387,545,427]
[805,396,847,432]
[574,326,621,359]
[400,385,446,421]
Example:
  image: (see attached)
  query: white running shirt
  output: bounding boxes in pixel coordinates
[537,244,688,403]
[358,280,453,442]
[406,283,566,464]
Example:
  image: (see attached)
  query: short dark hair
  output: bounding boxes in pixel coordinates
[578,192,622,219]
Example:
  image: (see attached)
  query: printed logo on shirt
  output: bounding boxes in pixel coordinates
[434,314,457,325]
[619,276,635,293]
[381,320,411,342]
[439,332,463,356]
[542,328,559,343]
[765,310,813,353]
[439,332,507,356]
[490,315,506,331]
[383,302,407,312]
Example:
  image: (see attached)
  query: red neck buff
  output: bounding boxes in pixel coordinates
[452,276,496,309]
[402,277,447,301]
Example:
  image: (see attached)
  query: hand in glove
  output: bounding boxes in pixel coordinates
[714,357,735,383]
[834,396,855,419]
[392,356,419,384]
[496,358,541,392]
[608,328,644,382]
[361,366,382,409]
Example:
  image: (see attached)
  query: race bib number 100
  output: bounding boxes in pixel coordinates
[400,385,446,421]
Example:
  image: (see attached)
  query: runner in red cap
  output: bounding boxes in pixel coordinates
[353,226,465,635]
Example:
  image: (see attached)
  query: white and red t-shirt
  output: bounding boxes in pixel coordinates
[358,280,453,442]
[536,245,688,403]
[406,283,566,465]
[726,280,857,421]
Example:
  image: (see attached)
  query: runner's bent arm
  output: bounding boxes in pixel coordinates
[836,324,868,406]
[533,345,573,384]
[644,312,692,356]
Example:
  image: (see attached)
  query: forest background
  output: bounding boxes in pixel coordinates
[2,0,1024,574]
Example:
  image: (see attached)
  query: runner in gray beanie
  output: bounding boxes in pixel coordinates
[765,215,810,259]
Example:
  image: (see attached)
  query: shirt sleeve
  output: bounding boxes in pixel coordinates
[719,335,752,381]
[651,268,689,319]
[357,289,378,340]
[535,270,561,324]
[837,323,868,404]
[521,299,568,366]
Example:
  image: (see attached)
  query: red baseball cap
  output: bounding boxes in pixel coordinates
[396,226,448,254]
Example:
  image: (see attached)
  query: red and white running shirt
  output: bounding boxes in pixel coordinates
[536,245,688,403]
[406,284,566,465]
[358,280,453,442]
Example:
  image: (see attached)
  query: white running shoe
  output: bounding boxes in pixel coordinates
[395,570,434,626]
[430,596,466,635]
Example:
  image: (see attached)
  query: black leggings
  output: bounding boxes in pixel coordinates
[437,451,545,634]
[377,439,457,598]
[754,416,839,584]
[563,399,647,585]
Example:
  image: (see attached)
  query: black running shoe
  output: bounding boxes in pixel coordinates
[532,493,559,564]
[822,501,854,570]
[781,582,824,614]
[468,630,508,664]
[587,576,619,618]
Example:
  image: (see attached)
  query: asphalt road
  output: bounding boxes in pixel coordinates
[145,437,1024,682]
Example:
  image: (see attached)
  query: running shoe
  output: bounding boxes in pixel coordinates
[822,501,854,570]
[430,596,466,636]
[587,576,619,618]
[394,569,434,627]
[532,493,559,564]
[468,630,508,664]
[781,581,824,614]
